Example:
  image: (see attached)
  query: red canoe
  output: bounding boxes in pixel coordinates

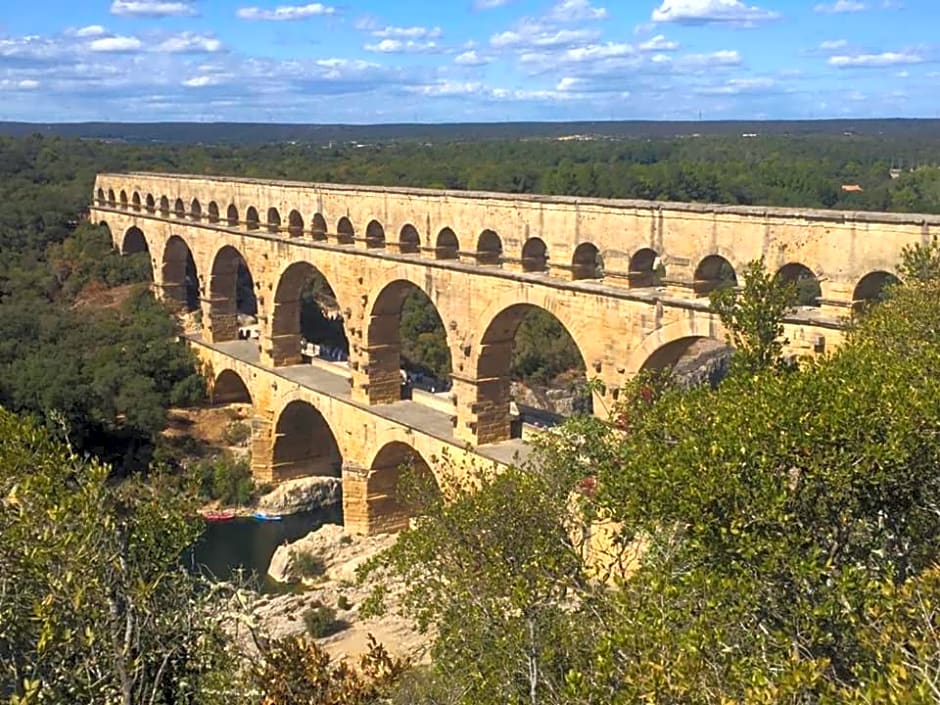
[200,510,237,522]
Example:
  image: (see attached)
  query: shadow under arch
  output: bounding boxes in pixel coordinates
[270,260,347,367]
[272,399,343,481]
[775,262,821,307]
[629,247,663,288]
[162,235,200,311]
[435,227,459,260]
[853,270,900,312]
[208,244,258,342]
[367,278,453,404]
[694,254,737,295]
[521,237,548,272]
[121,225,148,255]
[476,229,502,266]
[572,242,603,280]
[211,368,253,405]
[365,441,440,535]
[473,302,591,443]
[399,224,420,254]
[640,336,733,388]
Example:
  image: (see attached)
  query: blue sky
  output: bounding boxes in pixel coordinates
[0,0,934,122]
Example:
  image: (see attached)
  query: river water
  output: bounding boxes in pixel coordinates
[189,505,343,588]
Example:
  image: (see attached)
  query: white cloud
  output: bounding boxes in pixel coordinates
[698,77,775,93]
[182,75,222,87]
[555,76,583,90]
[72,25,107,38]
[490,26,598,48]
[455,50,492,65]
[0,79,41,90]
[409,80,484,96]
[814,0,866,12]
[89,36,143,52]
[474,0,510,8]
[549,0,608,21]
[829,51,924,67]
[561,42,633,62]
[236,3,335,21]
[651,0,781,25]
[363,39,439,53]
[370,26,442,39]
[110,0,197,17]
[819,39,848,50]
[680,49,742,67]
[638,34,679,51]
[155,33,223,53]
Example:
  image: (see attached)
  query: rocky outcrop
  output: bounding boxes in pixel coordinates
[255,476,342,516]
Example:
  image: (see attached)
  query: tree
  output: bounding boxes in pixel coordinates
[710,258,797,375]
[0,408,239,704]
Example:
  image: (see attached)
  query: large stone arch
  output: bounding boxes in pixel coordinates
[161,234,200,312]
[462,300,592,444]
[211,368,253,405]
[364,277,454,405]
[268,259,346,367]
[121,225,149,255]
[271,399,343,482]
[625,314,726,377]
[357,441,439,535]
[206,244,258,343]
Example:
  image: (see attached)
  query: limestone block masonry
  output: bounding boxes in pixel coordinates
[91,171,934,532]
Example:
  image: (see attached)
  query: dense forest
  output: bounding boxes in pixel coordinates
[4,130,940,466]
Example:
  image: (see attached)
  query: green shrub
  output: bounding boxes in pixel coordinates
[337,594,352,611]
[294,551,326,579]
[221,420,251,446]
[339,534,354,546]
[303,604,342,638]
[190,454,254,506]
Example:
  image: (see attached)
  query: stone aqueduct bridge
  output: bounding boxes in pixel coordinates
[90,171,922,532]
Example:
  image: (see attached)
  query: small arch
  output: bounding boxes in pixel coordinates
[211,369,252,405]
[119,190,128,208]
[145,194,156,213]
[226,204,238,227]
[521,237,548,272]
[107,188,116,206]
[131,192,142,211]
[774,263,821,307]
[694,255,737,295]
[121,226,149,255]
[272,400,343,481]
[159,196,170,216]
[572,242,603,280]
[190,198,202,220]
[337,217,354,245]
[366,220,386,249]
[174,198,186,218]
[399,224,420,254]
[288,210,304,237]
[96,187,105,205]
[366,442,440,534]
[435,227,459,260]
[267,207,281,234]
[207,201,220,224]
[246,206,259,230]
[853,270,900,312]
[312,213,328,241]
[629,248,664,288]
[476,229,502,266]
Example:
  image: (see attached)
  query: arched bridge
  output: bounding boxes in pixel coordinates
[90,171,927,532]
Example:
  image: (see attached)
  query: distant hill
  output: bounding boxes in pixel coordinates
[2,119,939,145]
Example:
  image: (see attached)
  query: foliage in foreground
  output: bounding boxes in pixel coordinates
[0,408,238,704]
[366,249,940,704]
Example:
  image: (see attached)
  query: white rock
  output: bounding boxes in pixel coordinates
[256,475,342,515]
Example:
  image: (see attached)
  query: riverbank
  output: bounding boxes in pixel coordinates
[255,523,427,663]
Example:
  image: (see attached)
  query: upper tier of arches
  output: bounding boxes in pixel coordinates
[94,183,902,304]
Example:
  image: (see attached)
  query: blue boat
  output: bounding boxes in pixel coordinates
[252,511,283,522]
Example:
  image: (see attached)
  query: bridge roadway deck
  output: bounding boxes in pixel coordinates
[188,335,533,468]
